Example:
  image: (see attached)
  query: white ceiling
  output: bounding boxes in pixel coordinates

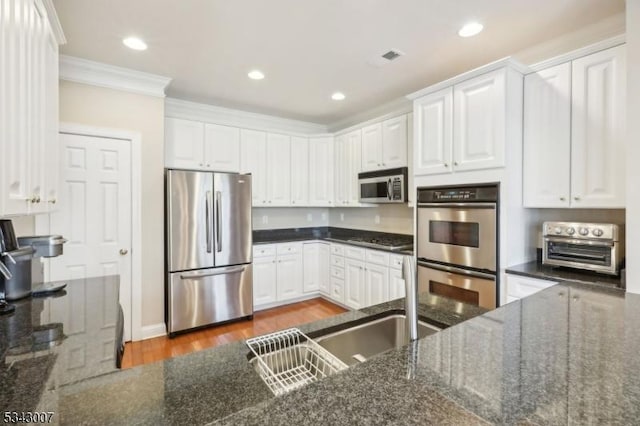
[54,0,625,125]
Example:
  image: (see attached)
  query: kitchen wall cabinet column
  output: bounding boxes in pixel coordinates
[290,136,309,206]
[381,115,408,169]
[240,129,268,206]
[266,133,291,206]
[308,136,334,206]
[361,123,383,171]
[203,123,240,172]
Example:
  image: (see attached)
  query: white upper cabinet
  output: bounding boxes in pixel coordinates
[570,45,626,208]
[333,135,347,205]
[453,68,506,172]
[335,130,363,206]
[166,119,240,172]
[361,123,383,171]
[361,116,408,172]
[240,129,268,206]
[414,87,453,175]
[266,133,291,206]
[0,0,61,216]
[203,123,240,172]
[290,137,309,206]
[308,136,334,206]
[381,115,408,169]
[523,63,572,208]
[523,45,626,209]
[165,118,205,169]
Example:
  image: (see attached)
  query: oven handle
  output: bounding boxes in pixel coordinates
[544,237,614,247]
[417,202,496,209]
[417,260,496,281]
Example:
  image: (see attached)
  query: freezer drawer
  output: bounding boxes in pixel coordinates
[168,264,253,334]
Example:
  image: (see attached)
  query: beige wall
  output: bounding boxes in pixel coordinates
[329,204,413,235]
[59,80,165,328]
[252,208,328,230]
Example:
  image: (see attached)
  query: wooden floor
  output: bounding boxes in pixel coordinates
[121,298,347,368]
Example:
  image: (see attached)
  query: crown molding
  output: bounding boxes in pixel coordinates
[527,34,625,73]
[406,57,529,100]
[59,55,172,98]
[328,97,412,134]
[165,98,329,136]
[42,0,66,44]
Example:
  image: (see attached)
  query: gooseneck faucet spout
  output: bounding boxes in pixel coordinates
[402,256,418,341]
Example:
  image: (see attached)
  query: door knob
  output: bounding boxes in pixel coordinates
[119,249,128,255]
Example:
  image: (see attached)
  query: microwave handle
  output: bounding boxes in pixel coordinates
[387,179,392,200]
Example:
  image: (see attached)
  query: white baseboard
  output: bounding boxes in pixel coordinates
[140,323,167,340]
[254,293,321,312]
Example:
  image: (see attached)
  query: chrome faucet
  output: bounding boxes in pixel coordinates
[402,256,418,341]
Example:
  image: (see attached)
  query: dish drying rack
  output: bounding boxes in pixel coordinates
[246,328,347,396]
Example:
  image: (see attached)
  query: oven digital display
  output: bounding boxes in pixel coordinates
[433,189,477,201]
[429,221,480,248]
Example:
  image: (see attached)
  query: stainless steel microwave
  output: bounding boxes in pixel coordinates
[358,167,408,204]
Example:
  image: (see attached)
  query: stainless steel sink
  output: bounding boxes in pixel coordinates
[314,314,440,366]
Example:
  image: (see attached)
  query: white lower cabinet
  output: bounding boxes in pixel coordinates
[276,253,303,301]
[344,259,366,310]
[389,254,406,300]
[303,242,330,294]
[252,255,277,306]
[366,264,389,306]
[505,274,558,302]
[253,243,303,309]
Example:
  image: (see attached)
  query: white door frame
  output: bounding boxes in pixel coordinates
[56,122,143,341]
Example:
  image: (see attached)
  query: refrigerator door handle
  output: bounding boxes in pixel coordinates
[205,191,212,253]
[215,191,222,252]
[179,266,246,280]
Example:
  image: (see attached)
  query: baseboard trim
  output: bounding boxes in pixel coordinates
[140,323,167,340]
[254,293,322,312]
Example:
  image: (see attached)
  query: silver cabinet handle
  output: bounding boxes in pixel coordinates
[444,163,449,168]
[215,191,222,252]
[453,161,459,166]
[119,249,128,255]
[179,266,246,280]
[560,197,566,201]
[48,198,57,204]
[205,191,212,253]
[574,196,581,201]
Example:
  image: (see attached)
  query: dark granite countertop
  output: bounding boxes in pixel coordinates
[0,276,122,415]
[506,260,622,289]
[253,226,414,254]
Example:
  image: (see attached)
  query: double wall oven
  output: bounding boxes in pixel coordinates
[416,184,499,309]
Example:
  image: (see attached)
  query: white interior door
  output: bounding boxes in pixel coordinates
[39,132,132,340]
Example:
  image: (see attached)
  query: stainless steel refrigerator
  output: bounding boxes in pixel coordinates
[165,169,253,336]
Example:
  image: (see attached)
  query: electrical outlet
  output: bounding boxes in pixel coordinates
[262,215,268,225]
[375,215,380,224]
[306,213,312,222]
[340,213,344,221]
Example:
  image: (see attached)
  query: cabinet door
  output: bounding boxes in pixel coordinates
[344,259,366,309]
[414,87,453,175]
[203,123,240,172]
[277,254,303,301]
[406,113,415,205]
[571,45,626,208]
[347,130,363,204]
[240,129,268,206]
[165,118,205,170]
[523,63,572,208]
[333,135,347,206]
[253,256,277,307]
[381,115,407,169]
[361,123,382,171]
[266,133,291,206]
[290,136,309,206]
[389,268,406,301]
[308,136,334,206]
[318,244,330,295]
[303,243,319,293]
[43,24,59,210]
[453,69,506,172]
[505,274,558,300]
[365,264,389,307]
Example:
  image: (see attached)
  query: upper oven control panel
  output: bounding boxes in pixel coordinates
[543,222,619,241]
[417,184,499,203]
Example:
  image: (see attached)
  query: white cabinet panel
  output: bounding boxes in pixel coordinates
[366,263,389,307]
[303,243,319,293]
[506,274,557,300]
[333,135,347,205]
[381,115,407,169]
[276,253,303,301]
[523,63,572,208]
[318,244,330,295]
[253,256,277,306]
[204,123,240,172]
[240,129,267,206]
[165,118,205,169]
[389,268,405,300]
[344,259,366,309]
[330,277,345,304]
[361,123,382,172]
[266,133,291,206]
[308,136,334,206]
[414,87,453,175]
[290,136,309,206]
[346,130,362,205]
[453,69,506,171]
[571,45,626,208]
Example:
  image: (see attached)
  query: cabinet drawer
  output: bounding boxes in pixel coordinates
[331,266,345,280]
[506,274,558,299]
[344,246,365,260]
[330,277,345,304]
[331,244,345,256]
[366,250,390,266]
[277,242,302,255]
[389,254,405,270]
[253,244,276,258]
[331,255,345,268]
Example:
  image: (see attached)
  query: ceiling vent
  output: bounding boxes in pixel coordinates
[367,49,405,68]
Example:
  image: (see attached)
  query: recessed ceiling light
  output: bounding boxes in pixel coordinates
[122,37,147,51]
[248,70,265,80]
[331,92,346,101]
[458,22,484,38]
